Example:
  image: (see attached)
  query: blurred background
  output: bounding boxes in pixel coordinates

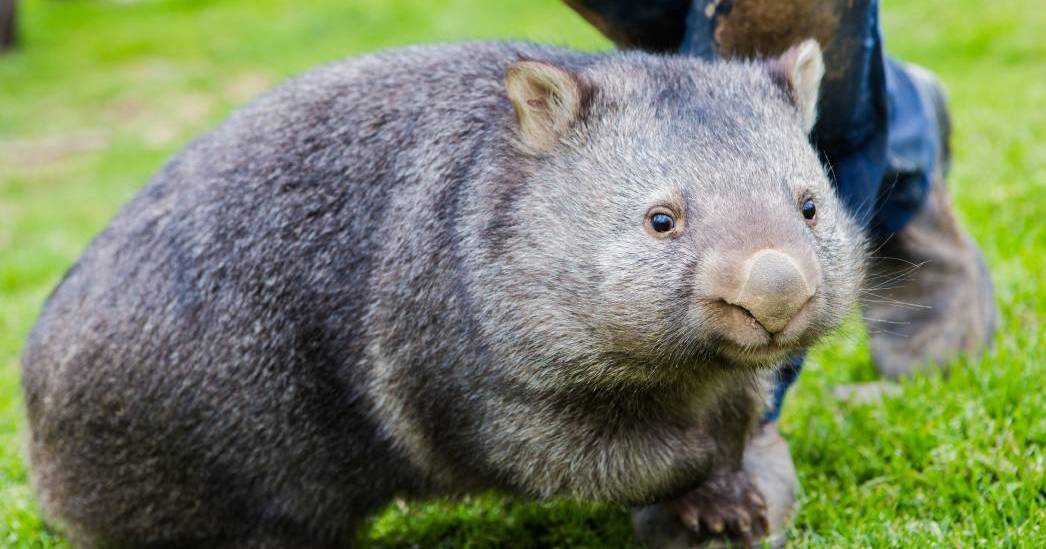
[0,0,1043,546]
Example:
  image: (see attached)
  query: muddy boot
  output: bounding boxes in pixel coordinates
[631,422,797,548]
[863,65,999,379]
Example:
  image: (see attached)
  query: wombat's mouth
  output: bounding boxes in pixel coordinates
[704,294,819,343]
[703,296,824,368]
[715,339,802,369]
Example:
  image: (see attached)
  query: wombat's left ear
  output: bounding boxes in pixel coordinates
[767,39,825,133]
[506,60,590,152]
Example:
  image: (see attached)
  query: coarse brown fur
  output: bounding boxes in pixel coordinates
[21,41,864,548]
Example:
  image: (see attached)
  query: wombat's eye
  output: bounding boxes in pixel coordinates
[801,198,817,222]
[649,213,675,233]
[644,205,681,238]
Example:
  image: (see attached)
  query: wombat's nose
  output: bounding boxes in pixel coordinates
[728,250,815,334]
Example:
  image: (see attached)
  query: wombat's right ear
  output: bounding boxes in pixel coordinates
[767,39,825,133]
[505,60,589,152]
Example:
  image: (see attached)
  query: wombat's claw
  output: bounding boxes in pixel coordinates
[670,470,770,548]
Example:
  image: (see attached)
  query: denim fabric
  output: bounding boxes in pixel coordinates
[877,56,938,236]
[761,352,805,423]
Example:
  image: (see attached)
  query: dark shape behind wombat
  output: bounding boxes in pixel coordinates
[21,40,864,548]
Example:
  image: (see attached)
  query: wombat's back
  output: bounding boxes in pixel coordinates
[21,41,583,547]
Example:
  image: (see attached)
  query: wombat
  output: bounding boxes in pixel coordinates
[21,40,864,548]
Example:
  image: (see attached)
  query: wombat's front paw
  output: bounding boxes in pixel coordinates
[632,471,770,548]
[674,470,770,547]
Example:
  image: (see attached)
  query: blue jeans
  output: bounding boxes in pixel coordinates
[564,0,941,421]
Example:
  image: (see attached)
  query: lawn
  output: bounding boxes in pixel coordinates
[1,0,1043,546]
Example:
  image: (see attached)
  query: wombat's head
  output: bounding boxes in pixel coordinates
[490,41,865,387]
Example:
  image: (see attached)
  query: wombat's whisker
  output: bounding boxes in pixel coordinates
[867,233,896,256]
[860,284,906,294]
[860,316,912,325]
[861,263,927,290]
[863,262,925,281]
[866,267,926,284]
[868,256,928,268]
[867,327,909,338]
[857,297,932,310]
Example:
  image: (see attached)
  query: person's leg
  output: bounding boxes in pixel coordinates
[562,0,692,51]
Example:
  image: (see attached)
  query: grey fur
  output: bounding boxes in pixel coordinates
[21,41,864,548]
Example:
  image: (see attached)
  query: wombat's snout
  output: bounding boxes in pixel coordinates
[725,250,816,334]
[704,244,821,351]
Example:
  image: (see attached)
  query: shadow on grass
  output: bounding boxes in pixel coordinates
[364,494,636,548]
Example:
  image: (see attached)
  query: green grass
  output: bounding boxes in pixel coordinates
[0,0,1043,546]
